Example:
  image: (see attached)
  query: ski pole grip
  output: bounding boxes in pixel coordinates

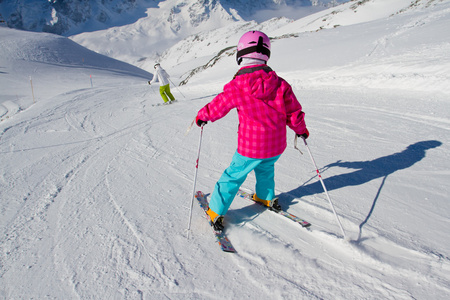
[302,136,308,146]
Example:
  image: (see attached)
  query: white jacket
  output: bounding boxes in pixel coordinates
[150,65,170,86]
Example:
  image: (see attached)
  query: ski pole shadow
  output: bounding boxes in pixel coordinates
[356,174,388,242]
[190,94,219,101]
[279,140,442,224]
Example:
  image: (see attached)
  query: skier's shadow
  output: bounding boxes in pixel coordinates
[281,140,441,201]
[279,140,441,237]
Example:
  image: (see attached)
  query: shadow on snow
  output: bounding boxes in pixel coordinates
[282,140,442,238]
[229,140,442,237]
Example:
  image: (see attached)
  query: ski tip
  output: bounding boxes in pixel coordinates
[219,240,236,253]
[222,248,237,253]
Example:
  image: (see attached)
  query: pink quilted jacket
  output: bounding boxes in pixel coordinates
[197,65,307,159]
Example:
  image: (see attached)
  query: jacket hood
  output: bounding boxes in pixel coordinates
[236,65,279,101]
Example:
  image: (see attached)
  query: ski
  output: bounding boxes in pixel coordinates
[237,189,311,228]
[152,102,172,107]
[152,100,178,107]
[195,191,236,253]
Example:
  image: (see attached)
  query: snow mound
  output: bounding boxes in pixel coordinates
[0,27,151,74]
[0,100,20,122]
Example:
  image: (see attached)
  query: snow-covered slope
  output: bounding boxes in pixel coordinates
[162,0,449,94]
[0,27,151,119]
[1,0,450,299]
[271,0,418,34]
[268,0,450,93]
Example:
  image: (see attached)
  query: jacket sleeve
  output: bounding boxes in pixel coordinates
[150,70,159,84]
[197,81,237,122]
[162,70,170,79]
[284,84,307,135]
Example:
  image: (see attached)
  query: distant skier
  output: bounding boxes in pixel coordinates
[195,31,309,231]
[148,63,176,104]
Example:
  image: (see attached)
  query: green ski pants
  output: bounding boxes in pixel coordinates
[159,84,175,103]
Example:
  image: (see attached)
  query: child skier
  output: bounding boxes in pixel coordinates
[195,31,309,231]
[148,63,176,104]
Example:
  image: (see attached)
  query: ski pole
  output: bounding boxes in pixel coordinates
[148,82,157,95]
[186,124,205,238]
[169,78,186,99]
[29,76,35,103]
[295,135,347,239]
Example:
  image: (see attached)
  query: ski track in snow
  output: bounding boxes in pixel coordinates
[1,81,449,299]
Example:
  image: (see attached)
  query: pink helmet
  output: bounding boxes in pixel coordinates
[236,31,271,65]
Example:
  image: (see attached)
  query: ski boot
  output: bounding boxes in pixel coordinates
[253,194,282,211]
[206,208,224,231]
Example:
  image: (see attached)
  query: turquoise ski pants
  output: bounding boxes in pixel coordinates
[209,151,281,216]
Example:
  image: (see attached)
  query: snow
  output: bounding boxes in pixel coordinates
[68,0,348,70]
[1,0,450,299]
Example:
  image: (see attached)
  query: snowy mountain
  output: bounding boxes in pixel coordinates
[0,0,347,35]
[71,0,448,76]
[1,0,348,70]
[66,0,345,67]
[1,0,450,298]
[159,0,441,82]
[0,0,151,35]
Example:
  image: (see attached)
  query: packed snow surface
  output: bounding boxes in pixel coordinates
[1,0,450,299]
